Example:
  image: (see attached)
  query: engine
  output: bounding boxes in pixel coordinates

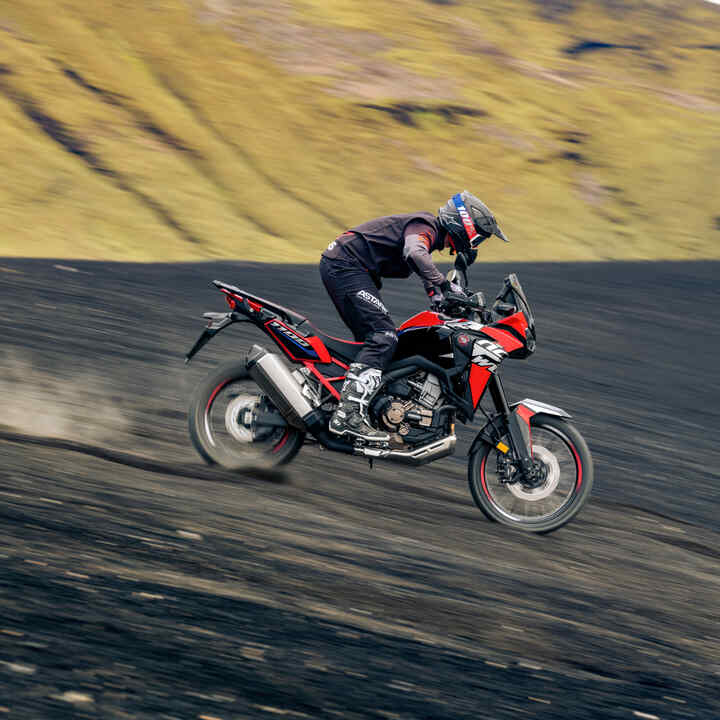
[372,371,452,448]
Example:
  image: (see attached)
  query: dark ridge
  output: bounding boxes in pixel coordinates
[361,103,486,127]
[553,130,589,146]
[714,216,720,231]
[565,40,644,56]
[125,183,204,245]
[60,65,123,106]
[558,150,588,164]
[0,63,12,75]
[682,44,720,51]
[0,79,204,246]
[147,65,346,230]
[132,108,195,155]
[57,61,197,157]
[8,87,112,174]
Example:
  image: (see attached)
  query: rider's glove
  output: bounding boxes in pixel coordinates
[428,280,466,310]
[444,280,466,297]
[427,283,446,309]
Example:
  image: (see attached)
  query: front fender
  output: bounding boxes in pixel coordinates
[511,398,571,418]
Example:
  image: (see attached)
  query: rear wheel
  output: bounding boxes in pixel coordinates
[189,360,304,469]
[468,414,593,533]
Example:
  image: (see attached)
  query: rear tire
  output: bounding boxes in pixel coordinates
[468,414,593,533]
[189,360,304,469]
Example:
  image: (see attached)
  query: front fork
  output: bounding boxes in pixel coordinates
[487,374,537,481]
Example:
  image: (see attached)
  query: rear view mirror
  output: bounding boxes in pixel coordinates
[453,253,469,289]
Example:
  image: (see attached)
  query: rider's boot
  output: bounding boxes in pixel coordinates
[329,363,390,442]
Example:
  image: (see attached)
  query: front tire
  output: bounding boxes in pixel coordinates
[468,414,593,533]
[189,360,305,470]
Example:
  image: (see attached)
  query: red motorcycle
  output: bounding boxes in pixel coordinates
[186,259,593,533]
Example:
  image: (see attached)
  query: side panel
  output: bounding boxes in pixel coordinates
[265,319,329,363]
[468,364,492,408]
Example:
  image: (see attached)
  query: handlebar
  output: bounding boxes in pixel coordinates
[438,292,516,323]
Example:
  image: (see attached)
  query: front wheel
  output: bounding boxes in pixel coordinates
[189,360,305,470]
[468,414,593,533]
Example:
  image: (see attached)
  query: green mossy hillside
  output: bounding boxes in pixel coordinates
[0,0,718,261]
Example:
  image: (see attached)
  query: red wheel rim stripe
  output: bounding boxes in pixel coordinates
[272,429,290,454]
[206,380,230,414]
[480,431,583,502]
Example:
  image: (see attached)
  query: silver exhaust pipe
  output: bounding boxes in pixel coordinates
[246,345,314,429]
[356,434,457,466]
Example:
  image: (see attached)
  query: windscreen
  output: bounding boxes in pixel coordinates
[507,274,535,332]
[497,274,535,334]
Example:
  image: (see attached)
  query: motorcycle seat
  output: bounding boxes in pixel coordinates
[308,326,364,363]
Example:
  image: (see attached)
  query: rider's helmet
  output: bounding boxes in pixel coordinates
[437,191,509,265]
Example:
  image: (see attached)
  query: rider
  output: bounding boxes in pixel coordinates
[320,191,509,442]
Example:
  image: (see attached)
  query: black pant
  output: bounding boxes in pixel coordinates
[319,256,398,370]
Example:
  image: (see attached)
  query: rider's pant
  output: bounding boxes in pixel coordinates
[319,256,398,370]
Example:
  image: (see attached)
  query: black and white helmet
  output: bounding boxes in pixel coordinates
[438,191,509,263]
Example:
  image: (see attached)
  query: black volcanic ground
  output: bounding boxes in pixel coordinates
[0,259,718,719]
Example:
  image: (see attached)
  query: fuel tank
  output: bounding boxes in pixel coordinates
[394,322,454,366]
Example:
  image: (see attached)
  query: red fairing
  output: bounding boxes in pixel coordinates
[480,326,524,352]
[515,403,535,457]
[469,364,491,408]
[398,311,444,331]
[306,335,332,363]
[497,311,528,336]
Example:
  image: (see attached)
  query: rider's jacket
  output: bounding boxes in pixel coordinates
[322,212,447,290]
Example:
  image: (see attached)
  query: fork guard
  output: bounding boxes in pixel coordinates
[468,398,571,459]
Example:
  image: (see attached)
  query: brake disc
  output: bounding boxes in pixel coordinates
[507,445,560,501]
[224,394,260,443]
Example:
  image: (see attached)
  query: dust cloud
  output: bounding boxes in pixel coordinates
[0,350,128,444]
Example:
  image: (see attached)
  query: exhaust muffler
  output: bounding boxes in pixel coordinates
[246,345,314,430]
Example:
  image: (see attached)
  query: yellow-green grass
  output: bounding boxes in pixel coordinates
[0,0,718,262]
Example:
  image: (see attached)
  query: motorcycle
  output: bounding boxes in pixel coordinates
[185,256,593,533]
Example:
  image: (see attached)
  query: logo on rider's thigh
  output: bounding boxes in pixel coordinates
[356,290,388,314]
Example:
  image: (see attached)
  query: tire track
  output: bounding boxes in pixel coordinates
[0,428,285,484]
[1,427,711,541]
